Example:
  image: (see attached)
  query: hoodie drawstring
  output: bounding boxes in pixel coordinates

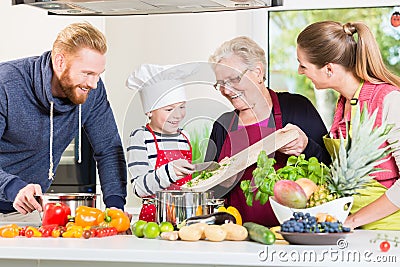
[48,103,82,181]
[78,104,82,164]
[48,101,54,180]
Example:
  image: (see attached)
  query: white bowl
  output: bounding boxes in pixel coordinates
[270,196,353,224]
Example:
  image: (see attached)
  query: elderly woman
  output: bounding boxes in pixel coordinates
[204,36,330,227]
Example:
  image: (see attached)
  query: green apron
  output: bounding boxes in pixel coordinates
[324,81,400,230]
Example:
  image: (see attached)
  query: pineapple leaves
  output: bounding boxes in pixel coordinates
[329,104,394,198]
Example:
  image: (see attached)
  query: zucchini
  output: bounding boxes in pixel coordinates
[243,222,276,245]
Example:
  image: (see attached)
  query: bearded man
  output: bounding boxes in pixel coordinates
[0,22,127,222]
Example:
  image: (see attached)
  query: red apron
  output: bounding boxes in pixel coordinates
[139,124,192,222]
[220,89,287,227]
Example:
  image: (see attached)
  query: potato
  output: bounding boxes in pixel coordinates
[188,223,207,239]
[221,223,248,241]
[204,225,227,242]
[178,226,202,241]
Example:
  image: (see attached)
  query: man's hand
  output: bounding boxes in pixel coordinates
[172,159,194,178]
[13,184,43,214]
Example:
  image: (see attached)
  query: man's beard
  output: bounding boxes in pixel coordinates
[59,69,90,105]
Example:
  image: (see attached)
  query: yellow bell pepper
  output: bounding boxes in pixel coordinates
[218,206,242,225]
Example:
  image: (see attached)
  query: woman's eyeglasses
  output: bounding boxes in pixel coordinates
[213,69,248,91]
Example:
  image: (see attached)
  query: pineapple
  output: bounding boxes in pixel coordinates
[307,105,393,207]
[307,185,338,207]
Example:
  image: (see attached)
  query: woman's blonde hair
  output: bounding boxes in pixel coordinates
[297,20,400,88]
[52,22,107,58]
[209,36,267,80]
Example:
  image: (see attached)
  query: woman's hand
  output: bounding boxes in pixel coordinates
[278,123,308,156]
[172,159,194,179]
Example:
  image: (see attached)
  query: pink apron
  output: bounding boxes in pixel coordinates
[139,124,192,222]
[220,89,287,227]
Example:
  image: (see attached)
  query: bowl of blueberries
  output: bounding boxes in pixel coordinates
[278,211,352,245]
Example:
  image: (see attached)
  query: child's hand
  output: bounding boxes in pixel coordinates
[172,159,194,178]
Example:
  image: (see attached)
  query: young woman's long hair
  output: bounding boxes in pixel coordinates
[297,20,400,88]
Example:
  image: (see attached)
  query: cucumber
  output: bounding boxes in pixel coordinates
[243,222,276,245]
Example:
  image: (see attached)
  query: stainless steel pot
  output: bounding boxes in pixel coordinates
[155,190,214,226]
[37,193,97,216]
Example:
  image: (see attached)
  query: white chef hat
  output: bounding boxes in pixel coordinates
[126,63,196,113]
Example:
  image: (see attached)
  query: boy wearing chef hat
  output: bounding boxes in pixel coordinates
[126,63,196,222]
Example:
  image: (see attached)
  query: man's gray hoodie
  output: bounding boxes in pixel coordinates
[0,51,127,213]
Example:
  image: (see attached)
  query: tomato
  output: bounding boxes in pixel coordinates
[25,229,34,238]
[83,230,92,239]
[110,227,118,236]
[19,227,25,236]
[380,241,391,252]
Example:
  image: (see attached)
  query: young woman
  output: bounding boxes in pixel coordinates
[297,21,400,230]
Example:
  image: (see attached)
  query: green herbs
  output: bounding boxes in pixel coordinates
[277,154,329,185]
[186,170,215,188]
[240,152,329,206]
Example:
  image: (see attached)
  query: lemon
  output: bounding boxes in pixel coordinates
[132,220,147,238]
[159,221,174,233]
[143,222,160,239]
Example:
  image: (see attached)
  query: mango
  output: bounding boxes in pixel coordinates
[295,178,317,200]
[273,180,307,208]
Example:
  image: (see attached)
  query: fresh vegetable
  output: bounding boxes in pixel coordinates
[243,222,276,245]
[42,202,71,227]
[62,225,83,238]
[160,231,179,241]
[179,212,236,228]
[24,226,42,238]
[74,206,103,228]
[90,226,118,238]
[97,208,130,232]
[38,224,59,237]
[204,225,227,242]
[220,223,248,241]
[0,224,19,238]
[273,180,307,208]
[178,225,202,241]
[241,153,329,206]
[188,223,207,239]
[380,241,391,252]
[218,206,242,225]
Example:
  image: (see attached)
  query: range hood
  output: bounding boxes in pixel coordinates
[12,0,283,16]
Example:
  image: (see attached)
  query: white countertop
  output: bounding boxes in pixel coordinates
[0,230,399,267]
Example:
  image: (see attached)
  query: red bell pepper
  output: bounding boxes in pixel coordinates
[42,202,71,227]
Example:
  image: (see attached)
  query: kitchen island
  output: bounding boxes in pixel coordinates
[0,230,399,267]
